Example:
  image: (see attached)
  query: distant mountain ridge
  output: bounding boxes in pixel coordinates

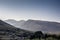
[5,19,60,34]
[21,20,60,32]
[5,19,25,28]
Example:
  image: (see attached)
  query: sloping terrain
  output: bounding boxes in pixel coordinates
[5,19,60,34]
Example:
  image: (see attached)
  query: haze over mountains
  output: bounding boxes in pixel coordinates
[5,19,60,34]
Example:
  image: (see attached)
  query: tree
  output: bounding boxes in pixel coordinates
[22,33,29,40]
[43,34,49,40]
[29,31,43,40]
[34,31,43,40]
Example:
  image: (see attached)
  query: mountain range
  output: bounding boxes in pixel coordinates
[5,19,60,34]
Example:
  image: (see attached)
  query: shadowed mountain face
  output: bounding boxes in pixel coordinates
[0,20,16,31]
[5,19,60,33]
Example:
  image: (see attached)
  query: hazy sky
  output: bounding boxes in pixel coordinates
[0,0,60,22]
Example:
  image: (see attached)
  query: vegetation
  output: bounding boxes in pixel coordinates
[0,30,60,40]
[23,31,60,40]
[10,31,59,40]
